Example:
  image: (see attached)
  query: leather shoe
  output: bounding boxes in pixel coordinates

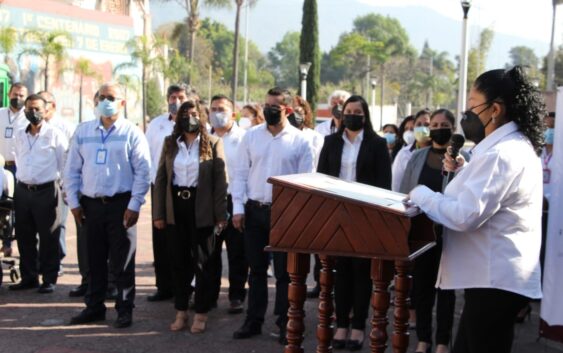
[332,339,347,349]
[114,312,132,328]
[38,283,55,293]
[228,299,244,314]
[106,287,118,300]
[147,290,173,302]
[346,339,364,351]
[9,280,39,291]
[233,321,262,339]
[69,309,106,325]
[278,326,288,345]
[69,284,88,297]
[306,284,320,298]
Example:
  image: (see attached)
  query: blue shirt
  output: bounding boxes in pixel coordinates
[63,117,151,212]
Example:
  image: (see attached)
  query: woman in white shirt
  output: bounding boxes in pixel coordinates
[408,66,544,353]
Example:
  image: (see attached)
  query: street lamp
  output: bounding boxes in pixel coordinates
[370,78,378,128]
[299,62,311,100]
[456,0,471,133]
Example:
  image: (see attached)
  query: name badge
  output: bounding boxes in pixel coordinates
[543,168,551,184]
[96,149,108,165]
[5,127,13,138]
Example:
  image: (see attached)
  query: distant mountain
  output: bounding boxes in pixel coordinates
[150,0,551,70]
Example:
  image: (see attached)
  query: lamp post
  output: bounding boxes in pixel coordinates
[547,0,562,91]
[370,78,378,128]
[299,62,311,101]
[456,0,471,133]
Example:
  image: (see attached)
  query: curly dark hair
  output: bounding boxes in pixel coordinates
[169,100,212,159]
[473,66,545,156]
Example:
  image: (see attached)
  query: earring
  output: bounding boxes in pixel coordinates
[492,115,496,123]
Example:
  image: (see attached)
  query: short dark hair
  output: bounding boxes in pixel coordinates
[337,95,376,136]
[8,82,27,94]
[430,109,455,126]
[382,124,399,134]
[415,108,431,121]
[24,94,47,106]
[37,90,56,103]
[166,83,194,99]
[210,94,234,110]
[267,87,293,106]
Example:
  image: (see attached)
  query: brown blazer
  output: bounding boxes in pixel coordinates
[152,133,228,228]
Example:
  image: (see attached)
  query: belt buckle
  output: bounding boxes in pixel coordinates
[178,190,191,200]
[28,184,37,191]
[100,196,109,204]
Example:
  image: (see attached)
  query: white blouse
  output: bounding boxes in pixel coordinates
[173,135,200,187]
[339,130,363,182]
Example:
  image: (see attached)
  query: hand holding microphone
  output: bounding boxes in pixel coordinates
[443,134,466,174]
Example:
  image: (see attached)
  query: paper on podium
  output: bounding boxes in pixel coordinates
[269,172,421,217]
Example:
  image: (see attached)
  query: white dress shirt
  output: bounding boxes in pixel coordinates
[391,143,415,191]
[339,130,363,182]
[302,127,324,168]
[232,123,315,215]
[314,119,337,137]
[46,114,76,143]
[15,123,68,185]
[541,147,554,201]
[173,135,200,187]
[410,122,542,299]
[213,123,245,194]
[146,113,175,183]
[0,107,28,162]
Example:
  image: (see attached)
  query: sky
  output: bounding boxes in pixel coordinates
[150,0,562,69]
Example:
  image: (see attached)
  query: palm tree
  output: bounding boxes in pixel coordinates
[74,58,100,123]
[0,27,17,64]
[231,0,257,103]
[19,29,72,90]
[116,74,141,120]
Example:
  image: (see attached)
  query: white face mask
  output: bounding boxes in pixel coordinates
[210,111,231,129]
[403,130,415,145]
[238,117,252,129]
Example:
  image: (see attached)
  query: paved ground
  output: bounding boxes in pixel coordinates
[1,197,563,353]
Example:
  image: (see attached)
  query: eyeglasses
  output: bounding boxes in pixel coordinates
[99,95,121,102]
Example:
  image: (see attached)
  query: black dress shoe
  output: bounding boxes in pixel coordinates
[114,312,132,328]
[278,327,288,345]
[332,339,347,349]
[233,321,262,339]
[38,283,56,293]
[306,284,320,298]
[106,287,118,300]
[228,299,244,314]
[69,284,88,297]
[346,339,365,351]
[9,280,39,291]
[69,309,106,325]
[147,291,173,302]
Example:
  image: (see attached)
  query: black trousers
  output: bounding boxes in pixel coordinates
[414,239,455,345]
[334,257,372,330]
[244,202,289,327]
[151,186,173,294]
[14,182,61,285]
[82,194,136,314]
[2,164,16,248]
[75,220,116,288]
[453,288,529,353]
[211,195,248,303]
[168,188,215,313]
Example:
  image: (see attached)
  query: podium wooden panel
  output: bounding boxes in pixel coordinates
[266,173,435,353]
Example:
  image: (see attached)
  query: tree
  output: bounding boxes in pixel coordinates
[162,49,191,85]
[542,45,563,88]
[74,58,100,123]
[0,26,17,63]
[508,46,539,68]
[467,28,494,87]
[116,74,141,120]
[146,77,164,119]
[19,29,72,90]
[268,32,301,88]
[231,0,257,102]
[299,0,320,113]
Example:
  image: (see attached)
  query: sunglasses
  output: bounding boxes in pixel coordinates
[99,95,121,102]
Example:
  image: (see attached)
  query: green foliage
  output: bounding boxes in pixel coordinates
[467,28,494,87]
[299,0,320,112]
[147,77,164,118]
[508,46,539,68]
[269,32,300,88]
[542,45,563,88]
[0,27,17,62]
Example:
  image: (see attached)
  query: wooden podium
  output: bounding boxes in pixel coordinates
[267,173,435,353]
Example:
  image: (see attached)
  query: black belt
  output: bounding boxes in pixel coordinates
[5,161,15,166]
[84,192,131,204]
[173,186,196,200]
[18,181,55,191]
[246,199,272,209]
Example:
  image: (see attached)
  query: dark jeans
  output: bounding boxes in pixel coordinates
[168,188,215,313]
[151,186,173,294]
[211,195,248,303]
[14,182,61,284]
[59,193,68,262]
[414,239,455,345]
[82,194,136,314]
[334,257,372,330]
[243,201,289,327]
[540,197,549,281]
[453,288,529,353]
[2,164,16,248]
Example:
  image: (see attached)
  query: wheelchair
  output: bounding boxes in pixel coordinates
[0,167,19,287]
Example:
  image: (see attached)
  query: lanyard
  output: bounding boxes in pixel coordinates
[543,152,552,168]
[8,110,16,125]
[100,125,115,145]
[27,133,39,150]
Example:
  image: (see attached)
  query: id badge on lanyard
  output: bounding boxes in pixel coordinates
[97,126,115,165]
[4,127,13,138]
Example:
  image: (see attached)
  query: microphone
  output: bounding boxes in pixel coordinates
[443,134,465,186]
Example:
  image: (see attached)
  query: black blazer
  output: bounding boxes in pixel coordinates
[317,129,392,190]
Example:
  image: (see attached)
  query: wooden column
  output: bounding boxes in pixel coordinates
[285,252,310,353]
[392,260,411,353]
[369,259,394,353]
[316,255,335,353]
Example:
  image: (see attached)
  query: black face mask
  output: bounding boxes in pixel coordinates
[288,112,304,129]
[25,110,43,125]
[168,102,181,115]
[429,128,452,146]
[343,114,364,131]
[10,98,24,110]
[331,104,343,120]
[461,104,493,144]
[178,116,200,133]
[264,106,282,126]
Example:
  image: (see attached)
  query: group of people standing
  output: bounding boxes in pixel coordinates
[0,64,551,353]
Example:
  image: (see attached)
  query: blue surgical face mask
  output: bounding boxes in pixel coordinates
[544,128,555,145]
[384,132,396,145]
[98,99,119,118]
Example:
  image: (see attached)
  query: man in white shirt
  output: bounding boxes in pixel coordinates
[209,94,248,314]
[231,88,315,344]
[0,83,28,257]
[8,94,68,293]
[315,89,351,137]
[145,83,193,302]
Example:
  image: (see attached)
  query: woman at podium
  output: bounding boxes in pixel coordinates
[408,66,544,353]
[317,95,391,350]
